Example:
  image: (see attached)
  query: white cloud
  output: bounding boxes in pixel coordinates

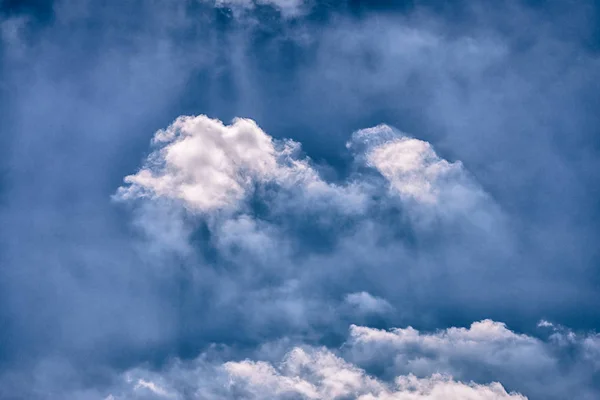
[344,320,600,400]
[225,347,526,400]
[347,124,498,222]
[113,116,525,354]
[345,292,393,315]
[116,116,278,212]
[117,116,497,232]
[116,115,367,217]
[115,117,514,330]
[112,344,525,400]
[17,320,600,399]
[372,374,526,400]
[345,124,510,239]
[349,125,461,205]
[536,320,554,328]
[346,320,554,378]
[133,379,174,398]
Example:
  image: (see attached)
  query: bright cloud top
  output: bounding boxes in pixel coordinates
[222,348,525,400]
[117,116,280,212]
[347,124,500,229]
[349,124,462,204]
[116,116,492,224]
[116,115,367,214]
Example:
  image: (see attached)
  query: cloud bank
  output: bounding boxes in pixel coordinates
[94,319,597,400]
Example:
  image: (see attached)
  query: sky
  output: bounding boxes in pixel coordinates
[0,0,600,399]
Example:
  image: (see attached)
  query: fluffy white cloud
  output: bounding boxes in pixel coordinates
[345,320,600,400]
[12,320,600,399]
[116,115,366,215]
[224,347,525,400]
[349,125,463,205]
[113,116,525,355]
[114,117,515,335]
[117,116,497,227]
[346,320,554,377]
[110,343,525,400]
[347,124,502,229]
[116,116,278,212]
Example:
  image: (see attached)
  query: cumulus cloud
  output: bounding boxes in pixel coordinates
[110,336,527,400]
[104,318,600,400]
[117,115,499,232]
[345,320,600,400]
[538,320,600,369]
[349,125,462,205]
[113,115,518,344]
[222,348,525,400]
[346,320,553,376]
[116,115,367,216]
[5,318,599,399]
[116,116,279,212]
[347,124,503,229]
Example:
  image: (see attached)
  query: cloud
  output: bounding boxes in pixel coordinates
[103,318,600,400]
[344,292,393,315]
[347,124,504,230]
[116,115,367,217]
[117,115,499,231]
[2,1,600,399]
[5,319,599,399]
[222,348,525,400]
[116,116,279,212]
[344,320,600,400]
[112,114,523,351]
[346,320,554,376]
[133,379,175,398]
[348,125,459,205]
[108,332,528,400]
[97,320,600,400]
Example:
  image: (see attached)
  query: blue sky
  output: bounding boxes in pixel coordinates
[1,1,600,399]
